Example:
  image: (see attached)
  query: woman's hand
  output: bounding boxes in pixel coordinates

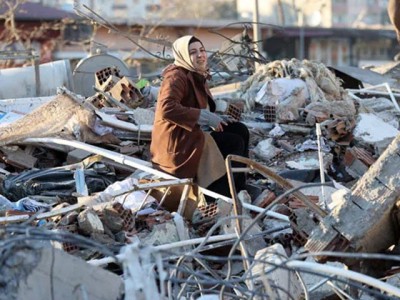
[198,109,227,131]
[214,122,225,132]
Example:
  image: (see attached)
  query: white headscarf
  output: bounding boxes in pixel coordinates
[172,35,204,74]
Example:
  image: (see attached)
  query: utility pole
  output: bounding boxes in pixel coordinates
[253,0,262,71]
[299,8,305,60]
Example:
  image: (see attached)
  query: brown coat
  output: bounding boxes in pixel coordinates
[150,65,215,179]
[388,0,400,42]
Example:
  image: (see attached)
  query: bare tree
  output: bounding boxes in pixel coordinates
[0,0,95,68]
[159,0,237,21]
[0,0,27,47]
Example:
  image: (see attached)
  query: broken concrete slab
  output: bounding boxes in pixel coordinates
[305,133,400,256]
[255,78,309,122]
[0,96,53,114]
[253,138,281,161]
[136,219,188,249]
[130,107,155,126]
[370,61,400,89]
[14,246,123,300]
[0,93,118,146]
[66,148,92,164]
[0,146,37,169]
[285,151,333,171]
[0,110,25,127]
[210,82,241,100]
[331,65,397,87]
[353,113,399,154]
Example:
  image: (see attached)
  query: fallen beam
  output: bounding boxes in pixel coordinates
[20,138,289,222]
[306,133,400,256]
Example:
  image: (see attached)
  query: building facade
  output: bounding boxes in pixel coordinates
[4,0,398,68]
[40,0,162,20]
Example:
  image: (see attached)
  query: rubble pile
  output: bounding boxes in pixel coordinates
[1,53,400,300]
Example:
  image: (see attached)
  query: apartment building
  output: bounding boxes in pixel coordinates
[15,0,398,66]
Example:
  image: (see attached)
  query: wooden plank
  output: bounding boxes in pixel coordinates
[306,134,400,254]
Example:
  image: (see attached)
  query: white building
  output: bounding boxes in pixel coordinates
[236,0,390,28]
[40,0,162,20]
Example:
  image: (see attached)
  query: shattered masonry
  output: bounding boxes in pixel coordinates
[1,44,400,300]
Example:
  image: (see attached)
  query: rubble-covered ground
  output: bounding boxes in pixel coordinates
[1,55,400,300]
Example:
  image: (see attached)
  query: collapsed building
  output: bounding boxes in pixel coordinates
[1,40,400,300]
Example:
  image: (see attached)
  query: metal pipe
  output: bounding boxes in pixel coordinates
[287,260,400,298]
[225,155,327,218]
[316,123,327,210]
[347,83,400,112]
[299,8,305,60]
[21,138,289,221]
[88,233,238,266]
[252,0,262,71]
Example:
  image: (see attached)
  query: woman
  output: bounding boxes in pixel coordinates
[388,0,400,61]
[150,35,249,197]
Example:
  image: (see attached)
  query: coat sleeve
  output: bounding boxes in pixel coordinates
[157,71,201,132]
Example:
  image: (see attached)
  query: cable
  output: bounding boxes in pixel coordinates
[221,182,333,298]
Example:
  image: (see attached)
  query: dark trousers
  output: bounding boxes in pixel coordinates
[207,122,249,198]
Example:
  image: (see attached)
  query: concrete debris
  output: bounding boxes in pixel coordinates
[0,93,119,146]
[130,107,155,125]
[241,58,348,112]
[0,146,37,169]
[221,191,267,257]
[249,244,304,300]
[344,146,376,179]
[304,99,356,125]
[305,134,400,257]
[78,208,105,235]
[2,49,400,300]
[14,245,123,300]
[301,257,349,300]
[285,151,333,170]
[353,113,399,154]
[268,123,285,137]
[253,138,282,161]
[136,219,188,249]
[256,78,309,122]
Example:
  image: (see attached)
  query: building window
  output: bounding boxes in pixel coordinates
[63,21,93,42]
[145,4,161,12]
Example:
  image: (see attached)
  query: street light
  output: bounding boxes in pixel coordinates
[298,7,305,60]
[253,0,262,70]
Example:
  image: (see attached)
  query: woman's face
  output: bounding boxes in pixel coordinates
[189,41,207,72]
